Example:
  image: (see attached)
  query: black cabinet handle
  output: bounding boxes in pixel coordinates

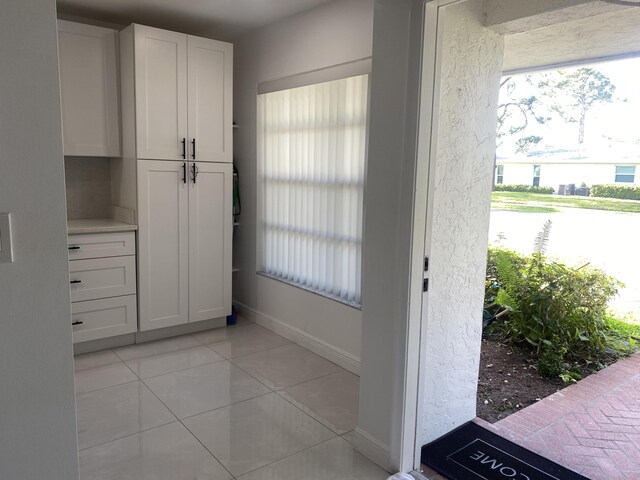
[191,138,196,159]
[181,138,186,159]
[70,280,82,284]
[72,321,83,326]
[182,162,187,184]
[68,246,80,250]
[191,163,199,184]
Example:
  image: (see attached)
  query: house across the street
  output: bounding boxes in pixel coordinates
[496,147,640,189]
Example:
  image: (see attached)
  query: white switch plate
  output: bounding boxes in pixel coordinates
[0,213,14,263]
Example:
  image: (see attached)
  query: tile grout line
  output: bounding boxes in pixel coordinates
[233,434,349,478]
[136,373,238,480]
[129,355,228,381]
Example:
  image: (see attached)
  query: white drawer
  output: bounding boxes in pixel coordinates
[68,232,135,260]
[72,295,137,343]
[69,256,136,302]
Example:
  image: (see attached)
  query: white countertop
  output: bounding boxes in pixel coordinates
[67,218,138,235]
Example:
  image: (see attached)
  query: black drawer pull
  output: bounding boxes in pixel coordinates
[70,280,82,284]
[72,321,83,326]
[68,246,80,250]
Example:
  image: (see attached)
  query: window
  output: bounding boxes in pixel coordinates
[496,165,504,184]
[257,74,369,307]
[533,165,541,187]
[615,165,636,183]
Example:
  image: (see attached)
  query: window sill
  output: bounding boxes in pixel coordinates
[256,271,362,311]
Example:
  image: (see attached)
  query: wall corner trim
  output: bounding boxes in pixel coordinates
[353,427,392,472]
[233,301,361,375]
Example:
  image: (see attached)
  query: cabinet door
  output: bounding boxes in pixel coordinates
[138,160,189,330]
[187,36,233,163]
[188,162,232,322]
[58,20,120,156]
[135,25,188,160]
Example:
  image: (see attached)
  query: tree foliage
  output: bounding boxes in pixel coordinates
[497,77,547,153]
[537,68,616,144]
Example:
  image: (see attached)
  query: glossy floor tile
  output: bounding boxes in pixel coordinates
[74,322,378,479]
[74,350,122,372]
[279,370,359,434]
[122,345,225,379]
[232,343,342,390]
[75,362,138,394]
[183,393,335,476]
[79,422,232,480]
[76,381,175,450]
[236,437,389,480]
[144,361,271,418]
[193,323,291,359]
[114,335,202,361]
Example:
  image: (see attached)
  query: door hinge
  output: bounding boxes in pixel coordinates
[424,256,429,272]
[423,278,429,292]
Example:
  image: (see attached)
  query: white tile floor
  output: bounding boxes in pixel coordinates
[75,318,389,480]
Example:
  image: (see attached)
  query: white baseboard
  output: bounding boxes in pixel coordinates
[233,301,361,375]
[353,427,392,472]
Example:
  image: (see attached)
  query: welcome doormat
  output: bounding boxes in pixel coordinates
[421,421,588,480]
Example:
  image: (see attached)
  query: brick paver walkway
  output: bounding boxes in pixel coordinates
[475,352,640,479]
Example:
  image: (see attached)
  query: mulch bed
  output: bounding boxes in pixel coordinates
[476,338,564,423]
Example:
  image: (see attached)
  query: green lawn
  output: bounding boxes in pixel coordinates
[492,191,640,214]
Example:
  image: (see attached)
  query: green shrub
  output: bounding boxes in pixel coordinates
[590,184,640,201]
[486,246,623,376]
[494,184,555,194]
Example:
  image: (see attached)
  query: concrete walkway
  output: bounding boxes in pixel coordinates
[474,352,640,479]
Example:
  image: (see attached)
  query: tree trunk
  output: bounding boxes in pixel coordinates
[578,108,586,144]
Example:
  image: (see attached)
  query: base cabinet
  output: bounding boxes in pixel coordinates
[68,232,137,343]
[137,160,232,331]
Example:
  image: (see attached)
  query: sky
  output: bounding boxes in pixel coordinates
[497,56,640,158]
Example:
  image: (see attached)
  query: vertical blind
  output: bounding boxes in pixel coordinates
[257,74,369,307]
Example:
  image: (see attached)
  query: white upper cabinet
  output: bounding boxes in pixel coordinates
[126,24,232,162]
[134,25,188,161]
[187,36,233,163]
[58,20,121,157]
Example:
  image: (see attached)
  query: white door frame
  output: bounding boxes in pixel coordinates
[397,0,470,471]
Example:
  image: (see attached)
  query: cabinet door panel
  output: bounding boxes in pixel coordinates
[138,160,189,330]
[135,25,187,160]
[188,162,232,322]
[187,37,233,163]
[58,20,120,156]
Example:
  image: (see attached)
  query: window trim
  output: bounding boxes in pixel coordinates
[615,165,636,184]
[258,58,372,95]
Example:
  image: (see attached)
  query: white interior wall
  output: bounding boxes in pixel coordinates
[0,1,79,478]
[232,0,374,371]
[418,0,504,445]
[355,0,427,471]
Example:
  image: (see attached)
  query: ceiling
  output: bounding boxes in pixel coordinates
[56,0,336,40]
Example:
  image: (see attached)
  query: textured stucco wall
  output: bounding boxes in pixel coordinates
[504,7,640,73]
[419,0,504,444]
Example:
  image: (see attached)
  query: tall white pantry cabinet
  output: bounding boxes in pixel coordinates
[120,24,233,331]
